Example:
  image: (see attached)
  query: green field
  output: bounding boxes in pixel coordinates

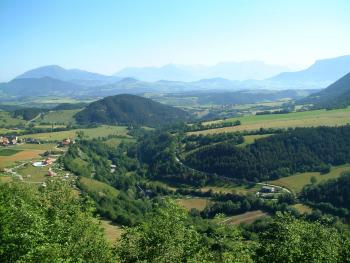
[218,210,268,225]
[176,198,210,211]
[0,111,26,127]
[0,148,21,156]
[100,219,123,243]
[237,134,273,148]
[292,203,312,214]
[269,164,350,193]
[21,125,129,141]
[79,177,120,198]
[13,143,58,151]
[103,137,136,147]
[200,184,260,195]
[190,107,350,135]
[0,149,45,169]
[35,109,81,125]
[17,164,50,182]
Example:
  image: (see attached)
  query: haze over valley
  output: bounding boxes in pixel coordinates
[2,1,350,262]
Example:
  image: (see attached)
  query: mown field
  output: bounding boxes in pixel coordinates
[100,220,124,243]
[0,149,45,169]
[269,164,350,193]
[176,198,210,211]
[34,109,81,125]
[237,134,273,148]
[218,210,268,225]
[0,111,26,127]
[79,177,120,198]
[21,125,129,141]
[17,164,50,182]
[103,137,136,147]
[200,184,260,195]
[292,204,312,214]
[189,107,350,135]
[0,148,21,156]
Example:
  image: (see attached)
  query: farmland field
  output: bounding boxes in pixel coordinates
[200,184,260,195]
[100,220,123,243]
[13,143,58,151]
[0,111,26,127]
[103,137,136,147]
[0,149,45,168]
[176,198,210,211]
[35,109,81,125]
[237,134,273,147]
[0,148,21,156]
[219,210,268,225]
[79,177,120,198]
[269,164,350,193]
[189,107,350,135]
[17,164,50,182]
[21,125,129,141]
[292,203,312,214]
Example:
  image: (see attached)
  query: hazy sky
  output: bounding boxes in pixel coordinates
[1,0,350,81]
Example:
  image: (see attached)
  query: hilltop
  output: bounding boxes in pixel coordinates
[299,72,350,109]
[75,94,190,126]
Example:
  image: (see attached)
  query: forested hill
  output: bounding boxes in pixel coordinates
[184,126,350,182]
[299,72,350,109]
[75,94,190,126]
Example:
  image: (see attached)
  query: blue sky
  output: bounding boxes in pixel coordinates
[1,0,350,81]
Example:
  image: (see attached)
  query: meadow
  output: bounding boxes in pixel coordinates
[218,210,268,225]
[269,164,350,193]
[0,111,26,127]
[79,177,120,199]
[0,148,21,156]
[34,109,81,125]
[189,107,350,135]
[176,198,210,211]
[100,220,124,243]
[0,149,45,169]
[237,134,273,148]
[21,125,129,141]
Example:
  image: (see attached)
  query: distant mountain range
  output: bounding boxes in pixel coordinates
[0,55,349,100]
[15,65,120,86]
[114,61,290,82]
[268,55,350,89]
[299,72,350,109]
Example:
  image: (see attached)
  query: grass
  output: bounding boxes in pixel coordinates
[21,125,129,141]
[17,164,50,182]
[100,219,124,243]
[269,164,350,193]
[103,137,136,147]
[0,148,22,156]
[200,184,260,195]
[237,134,273,148]
[0,111,26,127]
[176,198,210,211]
[13,143,57,151]
[219,210,268,225]
[0,176,12,183]
[79,177,119,198]
[35,109,81,125]
[0,149,45,169]
[189,107,350,135]
[292,203,312,214]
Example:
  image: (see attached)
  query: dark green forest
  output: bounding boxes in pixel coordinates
[184,126,350,182]
[75,94,190,126]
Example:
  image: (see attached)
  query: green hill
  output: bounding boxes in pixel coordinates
[75,94,190,126]
[300,72,350,109]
